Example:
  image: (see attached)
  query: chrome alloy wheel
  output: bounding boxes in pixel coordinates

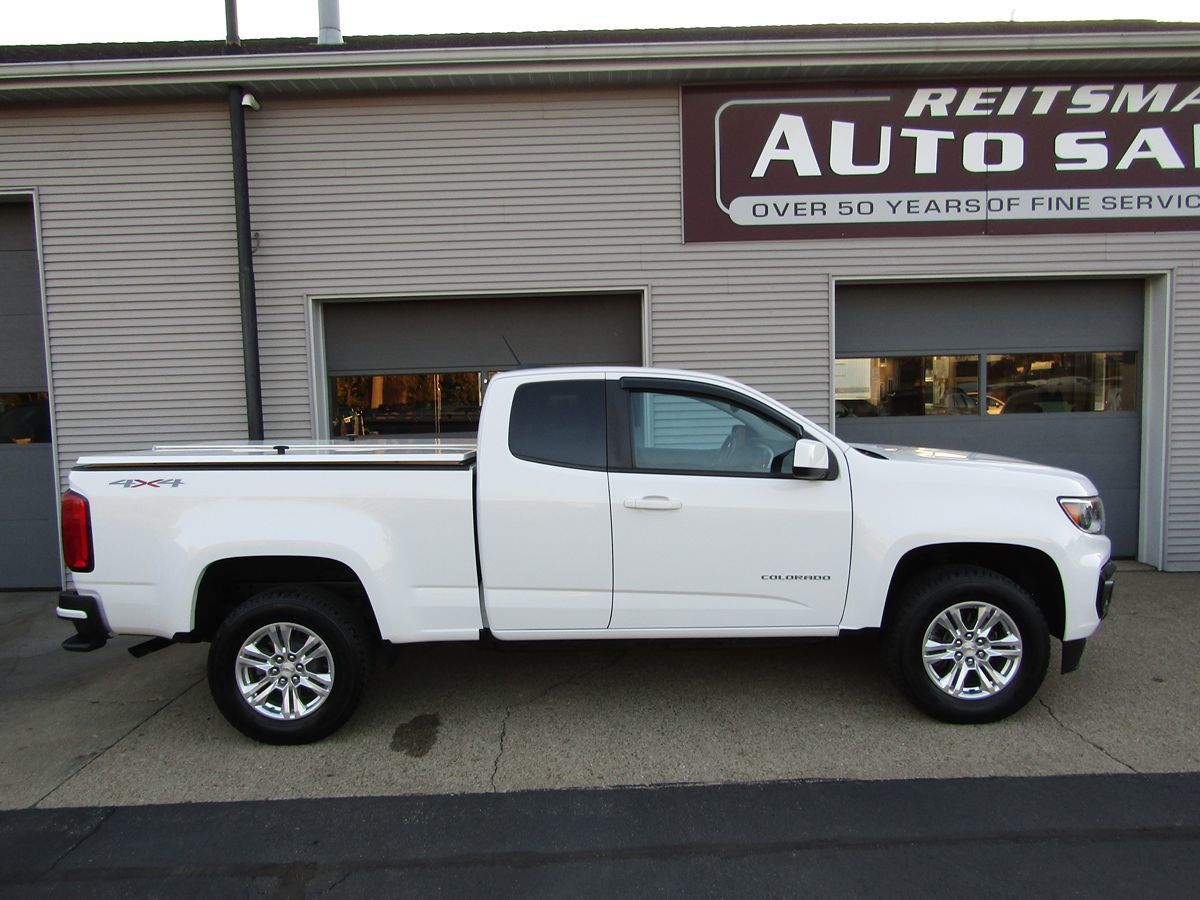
[234,622,335,720]
[922,602,1023,700]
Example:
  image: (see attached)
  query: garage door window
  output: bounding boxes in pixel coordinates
[331,372,492,436]
[835,356,980,417]
[836,352,1136,417]
[0,393,50,443]
[986,352,1137,414]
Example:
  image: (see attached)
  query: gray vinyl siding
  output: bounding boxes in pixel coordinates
[1172,262,1200,569]
[243,90,834,424]
[0,102,244,484]
[4,87,1200,567]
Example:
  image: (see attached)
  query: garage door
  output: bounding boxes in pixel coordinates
[835,280,1143,557]
[323,293,642,436]
[0,202,59,589]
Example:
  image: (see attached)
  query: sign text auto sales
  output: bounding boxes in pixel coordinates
[680,81,1200,241]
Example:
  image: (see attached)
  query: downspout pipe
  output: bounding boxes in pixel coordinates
[224,0,241,50]
[224,0,265,440]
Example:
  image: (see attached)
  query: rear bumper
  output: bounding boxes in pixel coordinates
[56,591,109,652]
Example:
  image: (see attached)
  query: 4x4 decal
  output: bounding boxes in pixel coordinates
[109,479,184,489]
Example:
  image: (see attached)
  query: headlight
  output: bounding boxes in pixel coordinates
[1059,497,1105,534]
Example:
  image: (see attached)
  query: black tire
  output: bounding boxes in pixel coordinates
[207,589,371,744]
[886,565,1050,724]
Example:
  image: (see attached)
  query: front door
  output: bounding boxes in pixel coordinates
[608,384,851,630]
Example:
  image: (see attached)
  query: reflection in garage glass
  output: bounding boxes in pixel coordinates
[835,356,979,417]
[0,393,50,443]
[330,372,496,436]
[836,352,1137,417]
[986,352,1137,414]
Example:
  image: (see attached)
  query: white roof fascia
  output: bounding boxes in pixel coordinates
[2,31,1199,95]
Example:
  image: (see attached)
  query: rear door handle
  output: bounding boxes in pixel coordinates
[623,496,683,510]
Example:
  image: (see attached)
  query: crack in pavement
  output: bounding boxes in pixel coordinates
[32,673,207,809]
[281,866,352,899]
[490,649,630,793]
[322,870,353,894]
[489,714,510,793]
[1037,697,1139,774]
[44,805,116,874]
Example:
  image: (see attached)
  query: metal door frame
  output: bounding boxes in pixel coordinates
[0,188,61,587]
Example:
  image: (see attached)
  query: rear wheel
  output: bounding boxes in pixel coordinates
[208,589,371,744]
[886,566,1050,723]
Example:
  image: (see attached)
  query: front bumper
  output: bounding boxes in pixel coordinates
[1096,559,1117,621]
[1061,560,1116,674]
[56,591,109,652]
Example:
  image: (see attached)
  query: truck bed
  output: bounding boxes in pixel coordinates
[66,437,483,644]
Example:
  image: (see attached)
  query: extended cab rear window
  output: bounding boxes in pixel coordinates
[508,380,607,469]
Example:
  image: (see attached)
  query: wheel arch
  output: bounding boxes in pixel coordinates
[881,543,1065,640]
[192,555,380,642]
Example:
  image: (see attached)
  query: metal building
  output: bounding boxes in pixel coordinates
[1,22,1198,587]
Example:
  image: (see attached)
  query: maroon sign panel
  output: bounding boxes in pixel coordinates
[681,81,1200,242]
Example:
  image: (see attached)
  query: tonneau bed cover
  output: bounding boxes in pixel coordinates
[74,437,477,469]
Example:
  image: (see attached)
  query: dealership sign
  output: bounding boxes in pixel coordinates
[681,81,1200,241]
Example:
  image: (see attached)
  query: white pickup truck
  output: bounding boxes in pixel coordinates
[57,367,1115,744]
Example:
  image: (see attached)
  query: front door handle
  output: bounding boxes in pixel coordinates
[623,496,683,511]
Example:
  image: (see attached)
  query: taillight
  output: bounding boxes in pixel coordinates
[61,490,94,572]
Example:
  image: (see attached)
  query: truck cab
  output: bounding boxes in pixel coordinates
[478,369,851,635]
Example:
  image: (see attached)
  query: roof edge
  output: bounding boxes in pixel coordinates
[3,26,1199,99]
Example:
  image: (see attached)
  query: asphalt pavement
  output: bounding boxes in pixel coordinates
[1,772,1198,897]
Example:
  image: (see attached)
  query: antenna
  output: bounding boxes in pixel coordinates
[501,335,523,367]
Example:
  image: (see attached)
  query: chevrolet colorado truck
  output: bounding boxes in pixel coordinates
[56,367,1115,744]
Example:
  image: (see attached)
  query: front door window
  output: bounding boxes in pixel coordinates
[628,390,797,476]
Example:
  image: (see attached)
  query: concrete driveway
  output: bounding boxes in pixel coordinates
[2,566,1197,810]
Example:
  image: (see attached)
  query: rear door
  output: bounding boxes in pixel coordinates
[476,374,613,631]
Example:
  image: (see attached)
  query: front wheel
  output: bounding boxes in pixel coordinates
[208,590,371,744]
[886,566,1050,724]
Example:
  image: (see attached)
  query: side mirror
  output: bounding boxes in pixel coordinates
[792,439,831,480]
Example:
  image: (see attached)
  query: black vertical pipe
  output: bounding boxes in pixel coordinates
[228,87,264,440]
[224,0,241,50]
[224,0,264,440]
